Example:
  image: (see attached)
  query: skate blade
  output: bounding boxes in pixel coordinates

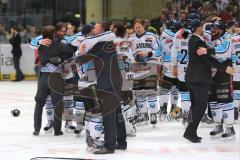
[222,135,236,141]
[65,128,74,133]
[44,127,53,134]
[74,133,81,137]
[200,123,214,128]
[135,121,149,126]
[127,134,136,137]
[151,123,157,128]
[87,146,95,152]
[74,130,83,137]
[159,115,167,121]
[210,134,223,139]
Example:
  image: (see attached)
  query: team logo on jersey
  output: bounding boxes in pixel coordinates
[150,103,156,108]
[138,104,144,108]
[212,111,216,117]
[95,124,103,131]
[222,112,228,119]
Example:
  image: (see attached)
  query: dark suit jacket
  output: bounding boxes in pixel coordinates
[186,34,227,85]
[87,41,122,91]
[9,33,22,56]
[38,40,77,66]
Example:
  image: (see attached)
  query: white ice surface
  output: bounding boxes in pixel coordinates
[0,81,239,160]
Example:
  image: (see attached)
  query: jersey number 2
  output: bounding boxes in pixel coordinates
[236,51,240,65]
[180,49,188,65]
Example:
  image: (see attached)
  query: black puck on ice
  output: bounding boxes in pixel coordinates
[11,109,20,117]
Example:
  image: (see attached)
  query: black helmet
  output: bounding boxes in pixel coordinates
[187,13,200,21]
[189,19,201,32]
[169,20,182,33]
[212,20,225,31]
[225,20,236,29]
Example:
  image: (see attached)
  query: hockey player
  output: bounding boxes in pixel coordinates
[111,21,137,137]
[73,24,95,137]
[159,20,182,121]
[231,33,240,122]
[202,20,236,140]
[129,18,162,127]
[171,24,191,127]
[225,20,240,121]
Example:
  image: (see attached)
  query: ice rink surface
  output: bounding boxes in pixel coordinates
[0,81,239,160]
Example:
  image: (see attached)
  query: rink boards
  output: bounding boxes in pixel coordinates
[0,44,36,81]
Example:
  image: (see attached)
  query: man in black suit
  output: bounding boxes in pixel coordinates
[9,26,24,81]
[183,19,233,143]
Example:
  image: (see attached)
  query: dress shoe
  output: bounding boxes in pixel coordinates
[12,76,25,82]
[116,143,127,150]
[183,134,201,143]
[93,147,114,154]
[33,131,39,136]
[12,79,23,82]
[54,131,63,136]
[197,136,202,140]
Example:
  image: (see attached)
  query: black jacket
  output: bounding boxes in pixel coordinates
[38,40,77,66]
[87,41,122,91]
[186,34,227,84]
[9,33,22,56]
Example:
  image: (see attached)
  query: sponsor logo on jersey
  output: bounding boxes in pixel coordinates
[136,43,152,49]
[181,41,188,46]
[232,38,240,43]
[234,44,240,49]
[165,39,173,44]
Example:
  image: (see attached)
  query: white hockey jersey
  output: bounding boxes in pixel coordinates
[76,59,97,90]
[114,37,134,91]
[231,35,240,82]
[128,32,162,80]
[80,31,116,54]
[159,29,176,78]
[171,29,191,82]
[76,31,116,89]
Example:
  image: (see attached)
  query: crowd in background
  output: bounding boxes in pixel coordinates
[0,0,239,44]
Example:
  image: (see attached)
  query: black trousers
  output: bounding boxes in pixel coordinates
[184,82,209,137]
[13,55,24,80]
[100,88,126,150]
[34,72,64,133]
